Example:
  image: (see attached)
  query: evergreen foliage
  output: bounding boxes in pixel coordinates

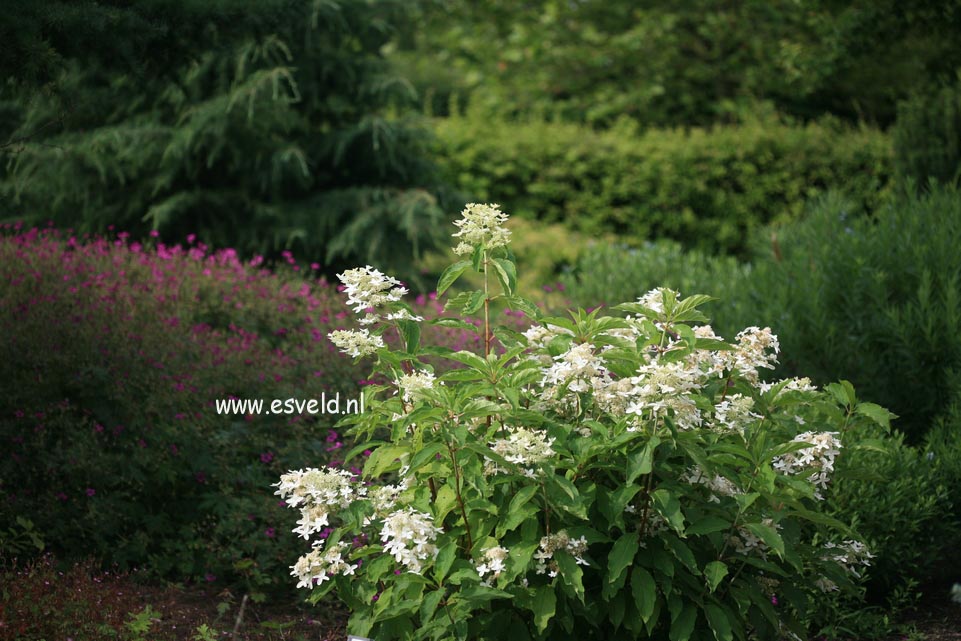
[0,0,451,283]
[894,71,961,187]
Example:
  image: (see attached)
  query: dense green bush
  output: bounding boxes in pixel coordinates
[894,71,961,187]
[826,424,956,598]
[560,240,751,331]
[738,187,961,442]
[433,111,891,255]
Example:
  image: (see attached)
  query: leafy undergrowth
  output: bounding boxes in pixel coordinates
[2,557,959,641]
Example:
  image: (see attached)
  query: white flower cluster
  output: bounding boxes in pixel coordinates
[623,358,704,430]
[822,539,874,579]
[773,431,842,499]
[682,466,741,502]
[379,507,442,574]
[367,477,412,516]
[487,427,556,478]
[534,531,589,577]
[337,266,408,314]
[731,326,780,383]
[711,394,761,432]
[396,370,437,404]
[452,203,511,255]
[290,540,355,589]
[328,328,385,358]
[475,545,510,585]
[275,467,364,539]
[758,376,817,396]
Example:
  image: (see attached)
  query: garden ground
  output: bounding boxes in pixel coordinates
[3,558,959,641]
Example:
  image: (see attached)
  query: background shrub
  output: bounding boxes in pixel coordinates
[735,187,961,442]
[560,240,751,330]
[894,71,961,187]
[434,110,892,255]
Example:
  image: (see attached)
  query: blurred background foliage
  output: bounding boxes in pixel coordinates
[3,0,961,633]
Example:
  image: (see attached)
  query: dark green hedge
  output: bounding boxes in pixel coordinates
[434,113,892,255]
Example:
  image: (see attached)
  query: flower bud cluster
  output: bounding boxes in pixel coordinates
[452,203,511,255]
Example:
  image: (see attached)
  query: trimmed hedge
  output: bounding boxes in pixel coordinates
[434,112,892,255]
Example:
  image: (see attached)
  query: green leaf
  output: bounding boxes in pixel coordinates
[704,604,733,641]
[686,516,730,536]
[555,551,586,603]
[669,604,697,641]
[704,561,728,593]
[631,567,657,622]
[420,589,444,625]
[437,260,472,296]
[607,532,639,586]
[855,402,896,429]
[626,436,659,485]
[744,522,785,558]
[434,540,456,583]
[397,319,420,353]
[651,489,686,534]
[408,442,445,474]
[492,257,517,296]
[532,586,556,633]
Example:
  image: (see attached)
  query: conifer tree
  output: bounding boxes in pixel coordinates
[0,0,450,282]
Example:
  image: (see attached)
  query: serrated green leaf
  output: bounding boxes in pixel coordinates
[608,532,639,586]
[704,561,728,592]
[669,604,697,641]
[631,567,657,622]
[437,260,472,296]
[744,522,785,558]
[704,604,733,641]
[532,586,556,633]
[855,402,895,429]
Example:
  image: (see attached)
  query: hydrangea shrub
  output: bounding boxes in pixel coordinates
[276,204,889,640]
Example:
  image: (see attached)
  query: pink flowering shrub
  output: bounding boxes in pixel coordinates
[0,223,525,589]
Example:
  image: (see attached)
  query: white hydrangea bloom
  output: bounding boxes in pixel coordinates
[275,467,365,539]
[682,465,741,502]
[822,539,874,578]
[475,545,510,585]
[773,431,842,499]
[396,370,437,403]
[712,394,761,432]
[328,328,385,357]
[623,358,704,430]
[452,203,511,255]
[534,531,589,577]
[368,477,412,516]
[290,541,355,589]
[337,266,408,314]
[539,342,611,404]
[758,377,817,396]
[487,427,556,477]
[379,507,442,574]
[729,326,780,383]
